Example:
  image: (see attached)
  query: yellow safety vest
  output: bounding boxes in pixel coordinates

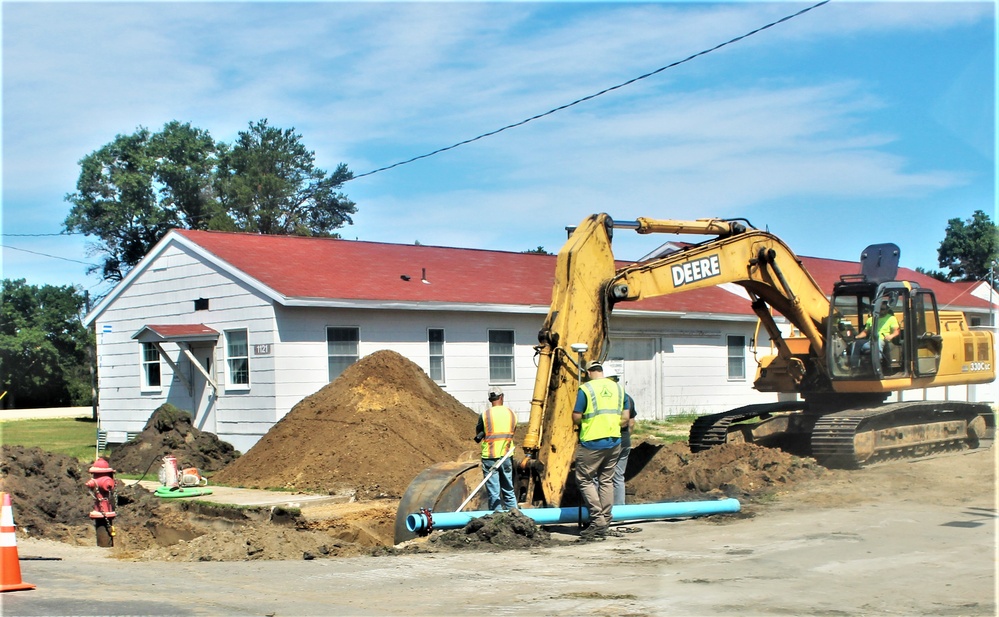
[481,405,517,459]
[580,378,624,442]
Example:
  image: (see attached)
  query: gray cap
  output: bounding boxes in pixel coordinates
[586,361,604,372]
[487,386,504,401]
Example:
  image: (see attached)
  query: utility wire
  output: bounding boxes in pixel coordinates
[2,243,98,267]
[351,0,831,181]
[4,232,83,237]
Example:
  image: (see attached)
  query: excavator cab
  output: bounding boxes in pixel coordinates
[826,243,943,384]
[828,284,918,380]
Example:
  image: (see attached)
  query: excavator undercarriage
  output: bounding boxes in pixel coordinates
[690,400,994,468]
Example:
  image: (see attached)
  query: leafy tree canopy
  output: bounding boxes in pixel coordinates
[936,210,999,284]
[0,279,93,408]
[65,119,355,282]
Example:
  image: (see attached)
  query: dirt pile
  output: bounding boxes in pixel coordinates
[0,445,189,547]
[431,510,552,551]
[0,445,91,542]
[213,350,480,499]
[626,441,828,503]
[108,403,239,476]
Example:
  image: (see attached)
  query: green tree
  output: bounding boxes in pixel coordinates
[64,122,219,281]
[0,280,93,409]
[936,210,999,284]
[522,246,552,255]
[65,119,355,282]
[215,119,355,236]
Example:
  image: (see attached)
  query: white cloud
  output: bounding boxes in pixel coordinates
[2,1,992,287]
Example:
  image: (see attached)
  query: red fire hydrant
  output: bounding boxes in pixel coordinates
[86,458,117,548]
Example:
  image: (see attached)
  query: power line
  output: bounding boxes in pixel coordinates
[4,232,83,237]
[2,244,98,267]
[351,0,831,181]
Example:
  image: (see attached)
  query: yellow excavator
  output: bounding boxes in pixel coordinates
[394,214,995,542]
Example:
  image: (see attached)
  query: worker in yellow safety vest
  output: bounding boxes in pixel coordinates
[572,361,630,541]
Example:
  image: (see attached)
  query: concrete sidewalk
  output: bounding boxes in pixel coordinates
[0,406,93,421]
[123,479,355,509]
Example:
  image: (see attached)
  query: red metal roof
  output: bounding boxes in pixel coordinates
[133,324,220,341]
[172,229,990,315]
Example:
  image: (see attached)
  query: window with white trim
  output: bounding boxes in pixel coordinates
[328,327,359,381]
[225,329,250,387]
[727,335,746,380]
[488,329,515,382]
[141,342,161,389]
[429,328,445,384]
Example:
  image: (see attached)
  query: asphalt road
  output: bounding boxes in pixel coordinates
[3,447,996,617]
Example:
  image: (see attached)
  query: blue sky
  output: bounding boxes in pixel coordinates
[2,1,995,299]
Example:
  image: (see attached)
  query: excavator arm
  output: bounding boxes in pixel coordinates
[520,214,834,507]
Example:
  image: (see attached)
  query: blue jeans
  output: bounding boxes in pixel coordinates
[613,431,632,505]
[851,338,887,369]
[481,457,517,511]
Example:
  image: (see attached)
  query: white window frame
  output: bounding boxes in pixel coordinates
[428,328,445,384]
[225,329,250,389]
[727,334,746,381]
[328,326,359,381]
[488,329,515,383]
[140,342,162,391]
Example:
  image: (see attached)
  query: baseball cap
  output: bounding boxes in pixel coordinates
[487,386,504,401]
[586,361,604,372]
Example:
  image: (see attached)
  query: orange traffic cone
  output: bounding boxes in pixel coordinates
[0,492,36,592]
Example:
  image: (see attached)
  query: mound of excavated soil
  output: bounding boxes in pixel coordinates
[0,445,188,547]
[626,441,828,503]
[108,403,240,476]
[430,509,552,551]
[212,350,480,499]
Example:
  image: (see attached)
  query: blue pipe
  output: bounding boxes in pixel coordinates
[405,498,740,535]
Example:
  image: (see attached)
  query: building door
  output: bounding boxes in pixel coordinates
[188,343,217,434]
[608,337,659,420]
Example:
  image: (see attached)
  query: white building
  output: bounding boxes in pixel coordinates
[84,229,995,453]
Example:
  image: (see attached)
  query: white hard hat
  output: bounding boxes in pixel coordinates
[602,365,618,379]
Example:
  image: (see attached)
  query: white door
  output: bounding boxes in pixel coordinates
[189,343,217,434]
[608,337,659,420]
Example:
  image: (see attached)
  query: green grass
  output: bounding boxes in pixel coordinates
[632,414,698,443]
[0,417,105,461]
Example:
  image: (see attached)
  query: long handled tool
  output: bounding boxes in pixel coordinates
[455,448,515,513]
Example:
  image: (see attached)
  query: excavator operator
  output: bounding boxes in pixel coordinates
[850,299,901,371]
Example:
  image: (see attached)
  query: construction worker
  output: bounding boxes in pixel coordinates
[475,386,518,511]
[573,361,630,541]
[604,365,637,505]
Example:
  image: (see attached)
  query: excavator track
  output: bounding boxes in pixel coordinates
[689,401,808,452]
[691,400,993,468]
[809,401,993,468]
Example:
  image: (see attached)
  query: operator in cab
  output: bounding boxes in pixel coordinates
[850,298,901,371]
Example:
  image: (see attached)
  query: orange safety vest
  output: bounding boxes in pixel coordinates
[480,404,517,459]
